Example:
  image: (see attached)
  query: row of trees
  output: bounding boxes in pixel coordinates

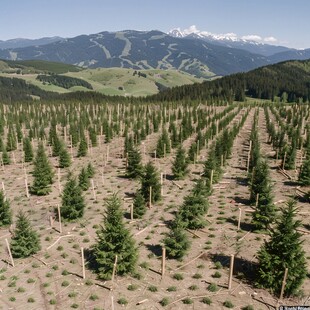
[247,109,307,296]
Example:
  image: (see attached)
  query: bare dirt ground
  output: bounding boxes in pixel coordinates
[0,105,309,310]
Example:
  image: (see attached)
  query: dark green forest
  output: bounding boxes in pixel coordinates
[149,60,310,103]
[36,74,93,90]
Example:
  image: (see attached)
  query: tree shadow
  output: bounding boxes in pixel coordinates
[211,253,257,283]
[145,244,162,257]
[233,196,250,205]
[283,180,299,187]
[235,176,248,186]
[226,218,255,232]
[303,223,310,231]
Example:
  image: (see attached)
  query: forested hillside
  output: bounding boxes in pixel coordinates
[150,60,310,103]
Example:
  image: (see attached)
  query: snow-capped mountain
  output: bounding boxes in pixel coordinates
[167,26,293,56]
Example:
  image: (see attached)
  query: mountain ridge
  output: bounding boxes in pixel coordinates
[0,29,309,78]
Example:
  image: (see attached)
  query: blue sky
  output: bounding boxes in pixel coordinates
[1,0,309,48]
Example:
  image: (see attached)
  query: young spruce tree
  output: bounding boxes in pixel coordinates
[256,200,307,296]
[140,162,161,204]
[172,146,189,180]
[132,190,146,219]
[59,144,71,168]
[93,194,138,279]
[31,143,54,195]
[163,214,190,260]
[23,137,33,163]
[78,167,90,191]
[10,211,41,258]
[126,147,143,179]
[61,177,85,220]
[0,190,12,226]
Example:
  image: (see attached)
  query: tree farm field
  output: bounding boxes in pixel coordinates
[0,100,309,310]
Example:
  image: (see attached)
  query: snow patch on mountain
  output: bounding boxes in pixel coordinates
[168,25,278,45]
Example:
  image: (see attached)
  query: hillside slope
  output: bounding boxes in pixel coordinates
[0,60,203,97]
[150,59,310,103]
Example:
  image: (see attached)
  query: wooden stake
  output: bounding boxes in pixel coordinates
[282,152,287,170]
[111,296,114,310]
[106,145,109,162]
[57,204,62,234]
[160,173,164,196]
[1,181,5,197]
[228,254,234,290]
[149,186,152,208]
[130,203,134,220]
[111,255,118,283]
[279,268,288,300]
[5,238,14,267]
[91,179,96,201]
[255,193,259,208]
[210,170,214,187]
[161,247,166,277]
[49,216,54,228]
[58,168,61,193]
[101,168,105,185]
[237,208,242,231]
[81,247,86,279]
[221,154,224,167]
[247,140,252,172]
[25,178,29,198]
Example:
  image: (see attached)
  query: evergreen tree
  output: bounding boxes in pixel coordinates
[0,136,4,152]
[178,193,208,229]
[251,160,275,230]
[59,144,71,168]
[250,160,272,204]
[31,143,54,195]
[126,147,143,179]
[140,162,161,204]
[77,136,88,157]
[92,194,138,280]
[2,147,10,165]
[52,134,62,157]
[156,128,170,158]
[187,142,197,163]
[6,126,17,151]
[132,190,146,219]
[78,167,90,191]
[172,146,189,179]
[61,177,85,220]
[23,137,33,163]
[10,211,41,258]
[256,200,307,296]
[163,214,190,259]
[298,158,310,186]
[0,190,12,226]
[86,162,95,178]
[203,148,221,186]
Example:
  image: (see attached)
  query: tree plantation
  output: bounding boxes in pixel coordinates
[0,98,309,310]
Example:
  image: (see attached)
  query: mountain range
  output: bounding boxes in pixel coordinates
[0,29,309,78]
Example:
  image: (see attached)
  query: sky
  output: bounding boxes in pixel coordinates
[1,0,309,48]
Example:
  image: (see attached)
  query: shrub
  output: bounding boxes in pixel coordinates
[117,297,128,305]
[223,300,235,308]
[207,283,219,292]
[160,297,169,306]
[201,297,212,304]
[182,298,193,304]
[148,285,158,292]
[173,273,184,280]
